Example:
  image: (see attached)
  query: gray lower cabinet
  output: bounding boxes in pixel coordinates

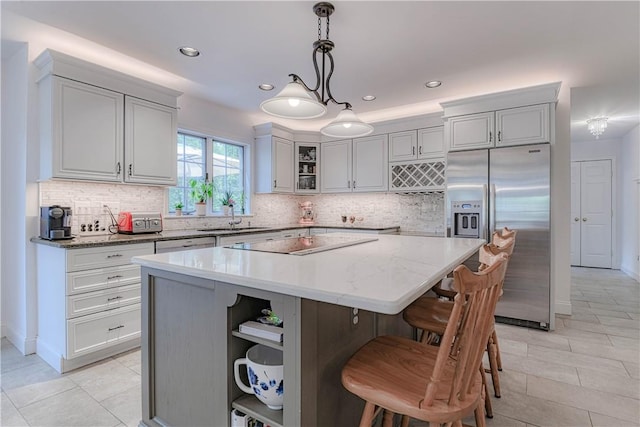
[140,267,408,427]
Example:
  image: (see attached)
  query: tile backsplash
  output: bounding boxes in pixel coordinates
[39,181,445,234]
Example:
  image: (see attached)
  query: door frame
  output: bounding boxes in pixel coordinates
[570,157,617,269]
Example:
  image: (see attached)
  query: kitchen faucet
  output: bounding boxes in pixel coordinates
[228,204,242,229]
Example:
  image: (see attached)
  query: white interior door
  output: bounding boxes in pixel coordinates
[570,162,581,265]
[579,160,613,268]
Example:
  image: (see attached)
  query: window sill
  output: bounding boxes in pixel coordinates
[164,213,255,219]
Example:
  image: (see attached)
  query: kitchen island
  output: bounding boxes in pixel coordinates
[133,233,484,427]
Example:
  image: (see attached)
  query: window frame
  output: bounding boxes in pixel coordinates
[169,130,251,216]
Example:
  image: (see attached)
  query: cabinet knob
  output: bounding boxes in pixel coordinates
[574,217,579,222]
[582,217,587,222]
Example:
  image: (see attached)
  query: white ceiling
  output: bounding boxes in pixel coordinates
[2,1,639,141]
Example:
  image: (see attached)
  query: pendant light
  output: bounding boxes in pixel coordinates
[260,2,373,138]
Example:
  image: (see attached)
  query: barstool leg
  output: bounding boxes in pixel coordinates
[492,330,503,371]
[359,402,376,427]
[487,335,501,398]
[480,365,493,418]
[382,410,394,427]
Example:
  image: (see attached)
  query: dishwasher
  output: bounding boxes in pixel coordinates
[155,237,217,253]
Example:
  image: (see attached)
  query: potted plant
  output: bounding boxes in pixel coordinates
[189,178,213,216]
[219,190,235,216]
[174,202,184,216]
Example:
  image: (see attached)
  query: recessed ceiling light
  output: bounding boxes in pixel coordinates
[259,84,275,91]
[362,95,376,101]
[178,47,200,57]
[425,80,442,88]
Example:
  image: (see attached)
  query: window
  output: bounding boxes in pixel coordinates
[169,132,248,215]
[212,141,245,213]
[170,133,206,214]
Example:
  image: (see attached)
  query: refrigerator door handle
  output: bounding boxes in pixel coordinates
[490,183,497,237]
[482,184,488,240]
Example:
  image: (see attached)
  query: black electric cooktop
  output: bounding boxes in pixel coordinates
[228,235,378,256]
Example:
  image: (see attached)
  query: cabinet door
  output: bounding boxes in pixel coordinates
[417,126,445,159]
[353,134,388,192]
[295,142,319,193]
[51,77,123,181]
[389,130,417,162]
[446,112,494,151]
[495,104,549,147]
[320,140,352,193]
[272,137,294,193]
[124,97,177,185]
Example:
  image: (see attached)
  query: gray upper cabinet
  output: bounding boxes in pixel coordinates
[124,97,177,185]
[446,104,549,151]
[389,127,444,162]
[35,49,181,185]
[255,135,295,193]
[40,76,124,182]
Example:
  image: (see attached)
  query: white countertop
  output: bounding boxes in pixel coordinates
[132,233,484,315]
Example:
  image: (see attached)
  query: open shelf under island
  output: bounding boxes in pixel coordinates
[133,233,484,427]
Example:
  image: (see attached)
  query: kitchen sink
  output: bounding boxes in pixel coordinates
[197,227,270,232]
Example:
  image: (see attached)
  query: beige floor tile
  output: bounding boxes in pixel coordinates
[1,392,29,427]
[597,315,640,329]
[499,352,580,386]
[496,338,528,357]
[527,345,629,377]
[566,312,600,323]
[624,361,640,379]
[602,324,640,339]
[100,384,141,427]
[571,300,591,308]
[494,324,571,352]
[19,387,120,427]
[588,307,634,319]
[578,367,640,399]
[1,360,76,408]
[490,389,592,426]
[526,375,640,423]
[129,363,142,375]
[569,339,640,363]
[552,326,613,346]
[0,342,41,375]
[629,312,639,320]
[589,411,640,427]
[608,335,640,350]
[589,301,640,314]
[461,412,528,426]
[67,359,141,402]
[113,349,141,368]
[562,319,609,334]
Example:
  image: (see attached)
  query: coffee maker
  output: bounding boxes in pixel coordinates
[40,205,72,240]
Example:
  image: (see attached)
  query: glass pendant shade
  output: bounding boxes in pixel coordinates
[320,108,374,138]
[260,81,327,119]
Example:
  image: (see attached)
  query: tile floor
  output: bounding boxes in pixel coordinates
[1,267,639,427]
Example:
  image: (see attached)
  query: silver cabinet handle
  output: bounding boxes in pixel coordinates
[582,217,587,222]
[353,181,356,189]
[273,180,277,188]
[419,146,422,155]
[128,164,132,176]
[106,254,123,259]
[116,162,121,176]
[107,274,123,280]
[574,217,579,222]
[497,131,502,142]
[412,146,415,155]
[107,296,122,302]
[108,325,124,332]
[489,132,493,142]
[348,180,351,188]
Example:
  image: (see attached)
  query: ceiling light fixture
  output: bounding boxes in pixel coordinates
[362,95,376,101]
[178,46,200,57]
[259,84,275,91]
[587,117,608,139]
[425,81,442,88]
[260,2,373,138]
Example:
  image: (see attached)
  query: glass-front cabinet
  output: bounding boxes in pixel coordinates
[295,142,319,194]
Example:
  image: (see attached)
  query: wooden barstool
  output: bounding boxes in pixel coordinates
[341,254,509,427]
[402,238,515,418]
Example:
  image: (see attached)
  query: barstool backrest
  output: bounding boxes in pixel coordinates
[422,254,509,407]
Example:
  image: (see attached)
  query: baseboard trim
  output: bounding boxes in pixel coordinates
[555,300,572,316]
[620,266,640,283]
[37,337,140,373]
[3,325,37,355]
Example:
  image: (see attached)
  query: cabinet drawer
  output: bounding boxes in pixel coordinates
[66,243,153,272]
[66,284,140,318]
[66,264,140,295]
[66,304,141,359]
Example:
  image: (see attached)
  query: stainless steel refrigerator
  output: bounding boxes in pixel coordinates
[446,144,551,329]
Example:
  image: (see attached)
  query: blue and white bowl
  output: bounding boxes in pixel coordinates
[234,344,284,410]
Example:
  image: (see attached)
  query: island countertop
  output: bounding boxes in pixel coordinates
[132,233,484,315]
